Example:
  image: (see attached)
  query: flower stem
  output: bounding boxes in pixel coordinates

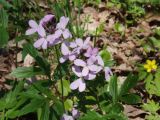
[55,45,65,112]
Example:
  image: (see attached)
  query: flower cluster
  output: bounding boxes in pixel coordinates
[26,14,112,92]
[26,14,72,49]
[60,37,112,92]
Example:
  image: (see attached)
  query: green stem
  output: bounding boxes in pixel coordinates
[55,46,65,111]
[88,87,102,113]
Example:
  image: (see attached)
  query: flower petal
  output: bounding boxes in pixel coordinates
[29,20,38,28]
[92,48,99,55]
[69,42,77,48]
[87,56,97,65]
[72,66,82,77]
[74,59,86,67]
[25,28,36,35]
[63,29,72,39]
[96,55,104,66]
[70,78,81,90]
[61,114,74,120]
[88,65,101,72]
[40,14,54,25]
[84,72,96,80]
[82,67,89,76]
[60,56,68,63]
[56,16,69,29]
[83,37,90,49]
[75,38,83,47]
[61,43,70,55]
[42,40,48,49]
[69,54,76,61]
[72,108,80,119]
[104,67,112,81]
[79,78,86,92]
[33,38,45,48]
[37,25,46,37]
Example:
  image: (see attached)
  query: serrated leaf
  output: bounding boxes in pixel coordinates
[120,94,141,104]
[79,111,103,120]
[10,66,43,78]
[142,100,160,114]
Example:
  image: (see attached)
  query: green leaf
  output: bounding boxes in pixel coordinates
[114,23,125,33]
[0,0,12,8]
[40,102,50,120]
[149,37,160,49]
[18,99,45,116]
[99,49,112,66]
[23,44,51,78]
[53,63,69,80]
[138,71,147,81]
[103,112,127,120]
[145,73,153,93]
[10,66,44,78]
[119,74,138,97]
[53,101,64,116]
[79,111,103,120]
[5,81,24,109]
[0,8,8,28]
[57,79,71,96]
[64,99,73,111]
[142,100,160,114]
[0,27,9,48]
[109,76,118,103]
[100,102,124,113]
[120,94,141,104]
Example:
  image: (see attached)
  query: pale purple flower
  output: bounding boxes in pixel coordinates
[60,42,77,63]
[70,66,86,92]
[61,114,74,120]
[74,59,99,77]
[39,14,54,26]
[56,16,72,39]
[84,47,98,58]
[61,108,80,120]
[72,108,80,119]
[96,55,105,67]
[73,37,91,54]
[25,20,46,37]
[96,55,112,80]
[70,65,98,92]
[104,67,112,81]
[49,29,63,45]
[70,77,86,92]
[34,34,55,49]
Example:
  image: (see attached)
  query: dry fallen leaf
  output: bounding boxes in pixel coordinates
[24,54,35,67]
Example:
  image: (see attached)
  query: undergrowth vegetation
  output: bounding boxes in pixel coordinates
[0,0,160,120]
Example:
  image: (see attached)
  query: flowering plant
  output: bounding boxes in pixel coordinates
[0,9,141,120]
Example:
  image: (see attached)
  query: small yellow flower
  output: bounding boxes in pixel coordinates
[144,60,157,72]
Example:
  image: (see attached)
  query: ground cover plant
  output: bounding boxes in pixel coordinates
[1,0,160,120]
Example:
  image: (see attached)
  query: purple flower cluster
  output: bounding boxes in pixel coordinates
[26,14,112,92]
[60,36,112,92]
[26,15,72,49]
